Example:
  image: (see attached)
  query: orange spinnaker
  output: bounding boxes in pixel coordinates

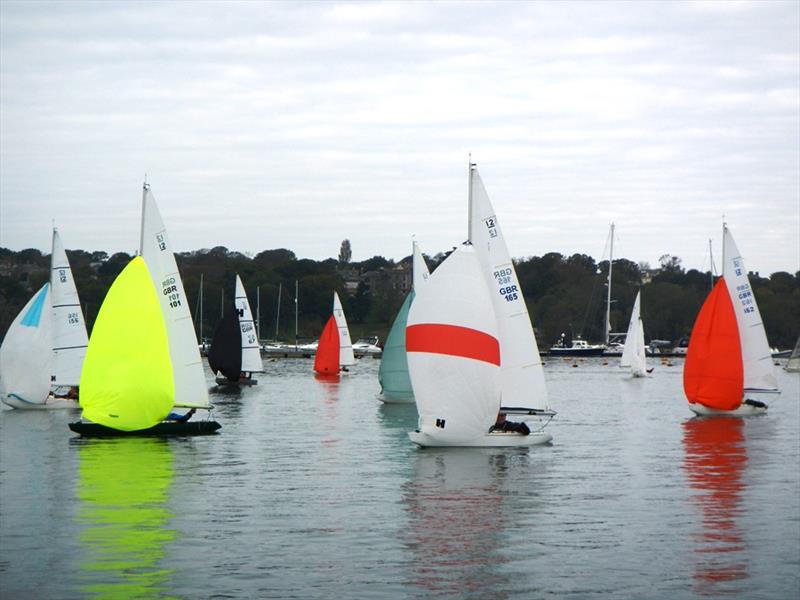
[683,278,743,410]
[313,315,340,375]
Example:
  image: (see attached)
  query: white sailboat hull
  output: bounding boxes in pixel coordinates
[688,402,767,417]
[3,394,78,410]
[408,429,552,447]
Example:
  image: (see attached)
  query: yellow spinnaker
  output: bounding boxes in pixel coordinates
[79,256,174,430]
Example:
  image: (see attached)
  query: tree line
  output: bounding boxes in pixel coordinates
[1,246,798,350]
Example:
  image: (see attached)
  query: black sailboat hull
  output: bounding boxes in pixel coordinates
[69,420,222,437]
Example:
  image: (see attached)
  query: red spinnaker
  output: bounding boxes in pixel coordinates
[683,278,743,411]
[314,315,340,375]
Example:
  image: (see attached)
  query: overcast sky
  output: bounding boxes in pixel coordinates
[1,1,798,275]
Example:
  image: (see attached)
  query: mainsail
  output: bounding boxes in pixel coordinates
[140,185,210,409]
[332,292,355,367]
[235,274,264,373]
[468,166,549,411]
[50,228,89,388]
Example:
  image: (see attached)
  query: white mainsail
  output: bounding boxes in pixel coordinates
[786,337,800,373]
[722,226,778,393]
[50,228,89,388]
[140,185,211,409]
[235,274,264,373]
[468,166,549,411]
[332,291,355,366]
[620,290,647,377]
[407,244,501,444]
[0,284,53,406]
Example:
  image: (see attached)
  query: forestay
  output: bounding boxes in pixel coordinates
[235,275,264,373]
[50,229,89,388]
[722,227,778,393]
[468,167,549,411]
[0,284,53,406]
[140,185,210,409]
[406,244,501,444]
[332,292,355,366]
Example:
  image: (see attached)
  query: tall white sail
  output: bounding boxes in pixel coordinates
[786,337,800,373]
[620,291,647,377]
[407,244,501,443]
[332,291,355,366]
[140,185,210,408]
[412,240,430,290]
[722,226,778,393]
[235,274,264,373]
[0,284,53,406]
[468,167,549,411]
[50,229,88,388]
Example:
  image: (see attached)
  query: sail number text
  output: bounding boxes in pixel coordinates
[483,216,498,239]
[162,277,182,308]
[493,268,519,302]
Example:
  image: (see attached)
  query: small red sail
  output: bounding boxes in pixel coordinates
[684,278,743,410]
[313,315,340,375]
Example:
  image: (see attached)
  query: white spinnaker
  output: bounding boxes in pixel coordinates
[0,284,53,405]
[722,227,778,392]
[333,291,355,366]
[412,240,430,290]
[469,168,549,411]
[50,229,88,387]
[235,274,264,373]
[407,244,501,443]
[140,186,211,408]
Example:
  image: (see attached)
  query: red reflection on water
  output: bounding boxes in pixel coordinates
[403,452,507,597]
[682,417,749,594]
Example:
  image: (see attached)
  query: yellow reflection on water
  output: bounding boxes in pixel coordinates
[76,438,176,599]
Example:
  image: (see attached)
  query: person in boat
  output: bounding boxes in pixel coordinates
[165,408,196,422]
[65,386,79,399]
[489,412,530,435]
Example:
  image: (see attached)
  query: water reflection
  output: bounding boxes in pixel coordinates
[75,438,176,598]
[682,417,749,596]
[403,449,515,598]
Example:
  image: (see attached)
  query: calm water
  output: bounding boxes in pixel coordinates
[1,357,798,599]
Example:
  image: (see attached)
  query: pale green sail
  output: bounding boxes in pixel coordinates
[378,290,414,401]
[79,256,174,431]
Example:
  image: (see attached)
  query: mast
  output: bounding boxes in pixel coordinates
[722,217,727,271]
[467,154,474,243]
[139,182,148,256]
[294,280,299,348]
[199,274,204,342]
[605,222,615,345]
[274,282,282,341]
[256,285,261,342]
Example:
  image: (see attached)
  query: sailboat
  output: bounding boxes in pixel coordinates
[683,224,779,416]
[619,290,649,377]
[313,291,355,375]
[785,337,800,373]
[378,240,429,403]
[1,228,88,409]
[407,162,555,447]
[69,184,220,436]
[208,274,264,385]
